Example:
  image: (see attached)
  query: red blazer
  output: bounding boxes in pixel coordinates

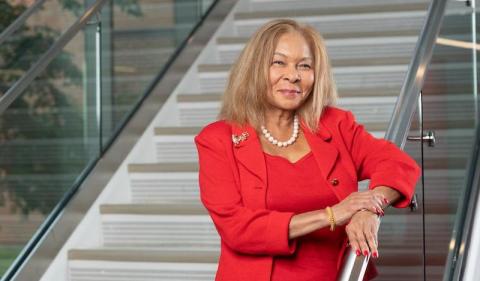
[194,106,420,281]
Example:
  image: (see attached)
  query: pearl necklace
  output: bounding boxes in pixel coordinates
[261,115,299,147]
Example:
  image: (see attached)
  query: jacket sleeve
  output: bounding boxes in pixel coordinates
[339,111,421,208]
[194,130,297,256]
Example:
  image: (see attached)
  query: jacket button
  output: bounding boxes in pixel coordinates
[331,178,339,186]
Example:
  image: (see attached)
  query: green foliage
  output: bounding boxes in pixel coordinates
[0,1,26,30]
[0,0,85,216]
[59,0,143,17]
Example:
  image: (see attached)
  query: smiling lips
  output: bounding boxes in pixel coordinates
[278,89,301,94]
[278,89,301,97]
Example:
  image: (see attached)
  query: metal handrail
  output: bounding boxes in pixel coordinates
[0,0,47,46]
[338,0,448,280]
[0,0,108,115]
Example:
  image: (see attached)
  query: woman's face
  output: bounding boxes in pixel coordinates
[266,32,315,112]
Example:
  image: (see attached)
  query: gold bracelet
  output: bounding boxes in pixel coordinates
[326,206,336,231]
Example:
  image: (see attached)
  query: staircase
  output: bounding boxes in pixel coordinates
[33,0,475,280]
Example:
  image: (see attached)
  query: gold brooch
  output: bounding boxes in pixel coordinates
[232,132,249,146]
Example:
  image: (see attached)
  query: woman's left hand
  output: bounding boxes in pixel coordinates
[345,210,380,258]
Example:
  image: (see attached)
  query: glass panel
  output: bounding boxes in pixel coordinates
[0,0,84,95]
[101,0,217,144]
[375,103,424,281]
[0,0,218,277]
[0,20,99,278]
[421,0,476,280]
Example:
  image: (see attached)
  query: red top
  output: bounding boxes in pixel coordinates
[264,151,346,281]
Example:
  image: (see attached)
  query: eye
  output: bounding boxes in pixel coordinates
[272,60,285,65]
[299,64,312,69]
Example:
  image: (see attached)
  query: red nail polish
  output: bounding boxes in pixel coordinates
[384,198,389,204]
[363,250,369,256]
[372,252,378,258]
[356,250,361,256]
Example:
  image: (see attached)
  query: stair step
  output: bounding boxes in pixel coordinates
[152,127,201,163]
[128,163,198,173]
[128,171,199,204]
[154,127,201,135]
[68,249,218,263]
[217,30,423,44]
[234,7,428,38]
[100,203,206,215]
[247,0,430,12]
[100,204,215,251]
[234,3,429,20]
[68,259,217,281]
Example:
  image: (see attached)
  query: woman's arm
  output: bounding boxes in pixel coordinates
[337,110,420,258]
[339,110,421,208]
[289,209,329,239]
[289,190,386,239]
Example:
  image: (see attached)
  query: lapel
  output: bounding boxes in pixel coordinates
[301,119,339,180]
[231,123,268,187]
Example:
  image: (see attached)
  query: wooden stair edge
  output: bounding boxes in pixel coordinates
[68,248,219,263]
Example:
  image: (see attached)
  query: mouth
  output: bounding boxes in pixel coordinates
[277,89,301,99]
[278,89,301,94]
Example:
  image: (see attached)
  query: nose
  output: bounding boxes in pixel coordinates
[283,65,301,82]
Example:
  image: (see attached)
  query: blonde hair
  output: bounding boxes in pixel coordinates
[218,19,337,133]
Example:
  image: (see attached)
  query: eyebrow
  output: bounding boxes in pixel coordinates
[274,52,312,60]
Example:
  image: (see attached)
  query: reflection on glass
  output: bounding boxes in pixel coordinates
[0,0,83,95]
[421,1,476,280]
[103,0,214,142]
[375,104,424,281]
[0,0,217,278]
[0,21,99,277]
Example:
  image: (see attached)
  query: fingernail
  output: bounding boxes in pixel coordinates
[384,198,389,204]
[372,251,378,258]
[356,250,361,256]
[363,250,369,256]
[381,210,385,217]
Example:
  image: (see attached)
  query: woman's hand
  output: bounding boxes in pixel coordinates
[346,210,380,258]
[331,190,385,225]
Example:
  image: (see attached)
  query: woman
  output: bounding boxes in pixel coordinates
[194,19,420,281]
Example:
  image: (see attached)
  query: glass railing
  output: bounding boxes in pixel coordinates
[440,1,480,279]
[340,0,480,280]
[0,0,217,279]
[421,0,478,280]
[104,0,215,143]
